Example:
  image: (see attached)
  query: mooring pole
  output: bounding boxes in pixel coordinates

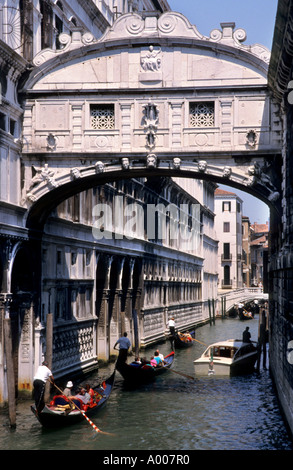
[44,313,53,402]
[4,317,16,428]
[208,299,212,325]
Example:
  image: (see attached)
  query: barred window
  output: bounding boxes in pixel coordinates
[189,102,215,127]
[90,104,115,130]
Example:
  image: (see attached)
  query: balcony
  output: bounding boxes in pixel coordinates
[221,253,232,262]
[221,279,233,288]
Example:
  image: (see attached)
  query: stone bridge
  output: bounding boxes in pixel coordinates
[18,12,282,230]
[219,287,268,315]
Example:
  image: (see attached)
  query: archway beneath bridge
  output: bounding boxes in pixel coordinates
[24,163,280,232]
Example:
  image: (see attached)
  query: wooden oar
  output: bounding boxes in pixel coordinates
[50,380,114,436]
[168,368,195,380]
[191,337,207,346]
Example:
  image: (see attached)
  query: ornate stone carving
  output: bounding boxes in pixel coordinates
[172,157,181,170]
[246,161,280,201]
[198,160,207,172]
[141,46,161,72]
[246,129,258,148]
[70,168,81,180]
[190,102,214,128]
[28,164,58,192]
[143,101,159,150]
[46,133,57,151]
[121,158,130,170]
[95,161,105,173]
[223,166,232,178]
[146,153,157,169]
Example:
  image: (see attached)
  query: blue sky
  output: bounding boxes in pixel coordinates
[168,0,278,50]
[168,0,277,223]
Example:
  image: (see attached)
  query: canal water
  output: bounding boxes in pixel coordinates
[0,317,292,452]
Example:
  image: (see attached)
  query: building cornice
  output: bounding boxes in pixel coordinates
[0,40,28,78]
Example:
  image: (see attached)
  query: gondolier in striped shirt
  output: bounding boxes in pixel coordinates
[114,332,131,364]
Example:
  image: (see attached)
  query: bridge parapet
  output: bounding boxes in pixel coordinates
[218,287,268,314]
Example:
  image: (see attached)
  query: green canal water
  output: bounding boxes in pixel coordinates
[0,317,292,452]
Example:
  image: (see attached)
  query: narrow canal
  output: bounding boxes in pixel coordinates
[0,317,292,451]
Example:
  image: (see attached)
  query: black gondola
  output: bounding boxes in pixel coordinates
[239,309,254,320]
[31,370,115,428]
[116,351,175,385]
[174,332,194,348]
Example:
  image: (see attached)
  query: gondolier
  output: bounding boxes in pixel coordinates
[33,360,55,413]
[168,317,176,336]
[114,332,131,364]
[168,317,176,350]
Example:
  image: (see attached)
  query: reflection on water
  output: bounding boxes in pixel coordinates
[0,318,292,450]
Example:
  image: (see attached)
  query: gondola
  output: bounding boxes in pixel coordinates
[174,331,194,348]
[239,309,254,320]
[31,370,115,428]
[116,351,175,385]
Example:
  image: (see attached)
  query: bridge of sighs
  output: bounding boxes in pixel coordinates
[19,12,281,229]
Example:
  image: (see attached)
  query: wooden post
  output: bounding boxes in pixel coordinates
[257,308,267,371]
[44,313,53,402]
[212,298,215,324]
[208,299,212,325]
[4,318,16,428]
[132,309,139,357]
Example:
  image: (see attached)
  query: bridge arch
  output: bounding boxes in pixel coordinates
[24,163,278,231]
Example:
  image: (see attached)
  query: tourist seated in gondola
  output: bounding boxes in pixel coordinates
[150,356,157,367]
[151,351,164,367]
[178,331,192,343]
[63,380,74,397]
[74,387,91,405]
[130,357,142,367]
[140,357,152,369]
[155,349,166,364]
[85,383,95,398]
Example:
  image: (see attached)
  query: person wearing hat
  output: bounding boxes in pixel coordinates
[63,381,74,397]
[33,360,54,413]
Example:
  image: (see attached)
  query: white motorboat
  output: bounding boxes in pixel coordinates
[193,339,258,376]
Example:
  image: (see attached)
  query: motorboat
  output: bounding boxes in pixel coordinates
[193,339,258,376]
